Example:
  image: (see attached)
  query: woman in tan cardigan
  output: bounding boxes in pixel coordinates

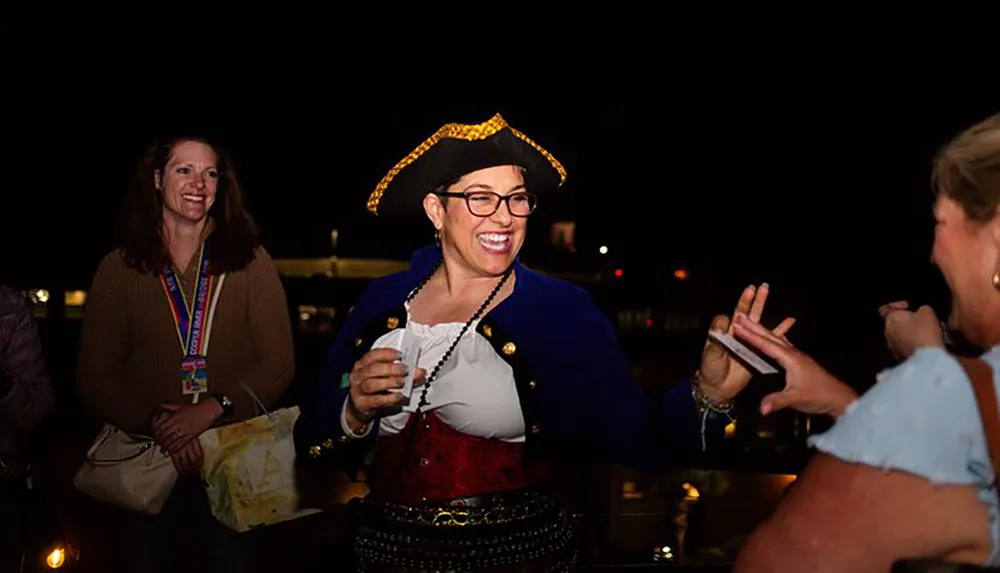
[77,136,294,573]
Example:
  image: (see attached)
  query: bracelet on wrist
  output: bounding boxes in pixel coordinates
[346,399,373,422]
[691,372,736,415]
[346,399,374,434]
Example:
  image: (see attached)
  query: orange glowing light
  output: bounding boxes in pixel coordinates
[724,420,736,438]
[681,482,700,500]
[46,547,66,568]
[673,269,689,280]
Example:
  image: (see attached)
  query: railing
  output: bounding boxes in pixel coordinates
[270,256,603,284]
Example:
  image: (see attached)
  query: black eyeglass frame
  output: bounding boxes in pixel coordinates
[435,191,539,218]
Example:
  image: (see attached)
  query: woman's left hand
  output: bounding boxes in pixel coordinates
[697,283,796,403]
[154,400,223,453]
[878,302,945,361]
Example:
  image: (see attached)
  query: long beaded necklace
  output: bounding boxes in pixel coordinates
[405,259,514,415]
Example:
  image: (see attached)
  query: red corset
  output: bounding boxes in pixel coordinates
[368,413,546,505]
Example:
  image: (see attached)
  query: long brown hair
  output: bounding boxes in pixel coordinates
[119,135,260,274]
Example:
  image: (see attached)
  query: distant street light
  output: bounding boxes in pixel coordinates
[599,245,608,255]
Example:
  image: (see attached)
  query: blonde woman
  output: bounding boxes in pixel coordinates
[735,114,1000,572]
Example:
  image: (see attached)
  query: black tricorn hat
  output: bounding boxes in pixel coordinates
[366,113,567,217]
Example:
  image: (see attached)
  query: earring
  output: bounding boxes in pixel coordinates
[434,230,441,247]
[993,270,1000,290]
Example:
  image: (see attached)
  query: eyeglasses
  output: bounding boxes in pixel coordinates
[436,191,538,217]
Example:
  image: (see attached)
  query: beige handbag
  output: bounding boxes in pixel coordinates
[73,424,178,515]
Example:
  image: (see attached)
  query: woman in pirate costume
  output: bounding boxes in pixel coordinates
[294,113,794,571]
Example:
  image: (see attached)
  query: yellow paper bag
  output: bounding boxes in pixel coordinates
[198,406,320,532]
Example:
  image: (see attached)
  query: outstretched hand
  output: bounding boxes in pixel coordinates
[697,283,796,403]
[732,314,858,418]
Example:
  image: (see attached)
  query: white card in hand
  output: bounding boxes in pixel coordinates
[707,330,779,374]
[371,329,422,399]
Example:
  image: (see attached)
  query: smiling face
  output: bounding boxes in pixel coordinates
[931,195,1000,345]
[928,113,1000,347]
[155,140,219,225]
[423,165,529,278]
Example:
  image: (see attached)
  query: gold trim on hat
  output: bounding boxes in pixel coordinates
[366,113,567,215]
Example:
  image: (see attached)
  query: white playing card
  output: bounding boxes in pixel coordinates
[371,329,422,399]
[708,330,779,374]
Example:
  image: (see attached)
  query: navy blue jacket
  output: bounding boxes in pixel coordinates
[293,246,727,473]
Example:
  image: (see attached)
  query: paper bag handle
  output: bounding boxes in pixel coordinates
[238,378,271,418]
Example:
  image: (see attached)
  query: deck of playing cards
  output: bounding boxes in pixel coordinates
[708,330,779,374]
[372,329,422,400]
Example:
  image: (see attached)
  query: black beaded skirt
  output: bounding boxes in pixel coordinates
[349,489,577,572]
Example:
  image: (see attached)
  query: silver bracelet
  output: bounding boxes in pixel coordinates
[691,372,735,415]
[691,372,736,452]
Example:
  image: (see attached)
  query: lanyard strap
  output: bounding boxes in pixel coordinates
[159,242,217,356]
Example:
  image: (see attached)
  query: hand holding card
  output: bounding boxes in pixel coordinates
[696,283,794,402]
[708,330,778,375]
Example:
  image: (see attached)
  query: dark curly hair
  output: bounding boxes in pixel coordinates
[119,135,260,275]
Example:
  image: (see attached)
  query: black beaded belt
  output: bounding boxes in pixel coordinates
[360,488,551,527]
[351,489,577,572]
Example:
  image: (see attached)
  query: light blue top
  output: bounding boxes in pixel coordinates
[809,345,1000,566]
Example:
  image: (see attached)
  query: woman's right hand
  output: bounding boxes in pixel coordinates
[732,314,859,419]
[345,348,425,427]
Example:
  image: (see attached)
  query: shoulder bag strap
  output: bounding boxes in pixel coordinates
[954,356,1000,484]
[892,362,1000,573]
